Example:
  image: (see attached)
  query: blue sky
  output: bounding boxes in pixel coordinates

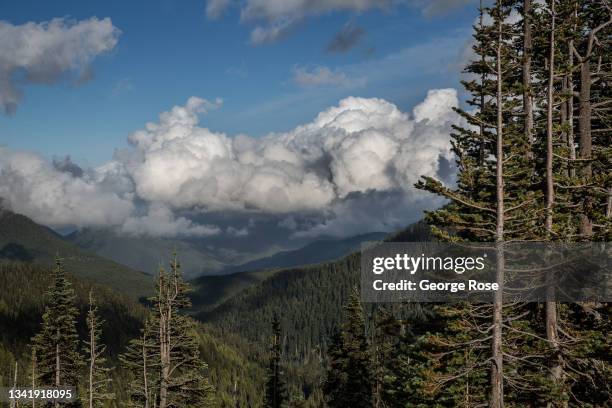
[0,0,476,166]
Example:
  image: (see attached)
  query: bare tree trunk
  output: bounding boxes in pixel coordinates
[607,188,612,219]
[578,59,592,180]
[567,35,576,178]
[31,349,36,408]
[545,3,565,406]
[159,318,168,408]
[88,303,95,408]
[479,0,487,166]
[158,276,169,408]
[578,58,593,237]
[142,331,149,408]
[546,0,556,257]
[491,11,505,408]
[10,362,17,408]
[55,331,60,408]
[523,0,534,150]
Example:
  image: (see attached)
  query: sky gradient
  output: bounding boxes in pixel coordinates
[0,0,479,241]
[0,0,475,165]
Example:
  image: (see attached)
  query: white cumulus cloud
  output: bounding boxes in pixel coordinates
[0,17,120,115]
[0,90,461,237]
[108,88,459,215]
[120,204,221,237]
[0,148,133,227]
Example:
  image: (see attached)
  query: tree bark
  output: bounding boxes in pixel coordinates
[10,362,17,408]
[479,0,487,166]
[158,273,169,408]
[575,12,611,236]
[55,331,60,408]
[578,59,592,179]
[578,58,594,237]
[491,10,504,408]
[31,349,36,408]
[142,331,149,408]
[607,188,612,219]
[545,3,564,406]
[89,305,95,408]
[567,35,576,178]
[523,0,534,150]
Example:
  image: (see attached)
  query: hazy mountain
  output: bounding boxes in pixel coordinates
[222,231,387,273]
[67,227,387,279]
[192,222,429,322]
[66,228,229,278]
[195,221,431,340]
[0,208,153,299]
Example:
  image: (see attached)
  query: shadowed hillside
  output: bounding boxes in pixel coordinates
[0,209,153,299]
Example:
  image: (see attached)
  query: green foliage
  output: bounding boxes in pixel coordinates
[123,255,215,408]
[0,261,264,407]
[84,291,115,407]
[264,316,289,408]
[323,289,374,408]
[31,257,83,388]
[196,222,431,404]
[0,209,153,299]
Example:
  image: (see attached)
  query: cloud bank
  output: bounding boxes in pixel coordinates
[0,90,460,237]
[0,17,120,115]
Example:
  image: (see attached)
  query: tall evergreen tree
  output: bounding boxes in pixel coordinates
[415,1,542,406]
[263,315,288,408]
[121,254,214,408]
[31,257,82,406]
[323,289,373,408]
[120,319,158,408]
[154,255,214,408]
[370,306,405,408]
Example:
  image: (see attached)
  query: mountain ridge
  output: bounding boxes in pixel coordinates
[0,209,153,299]
[67,226,388,279]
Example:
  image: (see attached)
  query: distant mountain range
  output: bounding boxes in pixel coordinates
[66,227,387,279]
[191,221,432,355]
[0,206,432,404]
[66,228,229,278]
[222,231,387,273]
[0,208,153,299]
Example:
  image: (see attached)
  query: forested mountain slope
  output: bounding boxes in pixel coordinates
[0,209,153,299]
[198,222,431,358]
[69,227,387,279]
[193,221,431,404]
[67,227,228,278]
[0,262,265,407]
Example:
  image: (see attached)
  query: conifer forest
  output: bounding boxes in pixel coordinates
[0,0,610,407]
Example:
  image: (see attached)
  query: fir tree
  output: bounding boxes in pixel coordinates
[121,255,215,408]
[323,289,373,408]
[120,319,158,408]
[415,1,543,405]
[370,306,404,408]
[31,257,82,406]
[154,255,214,408]
[263,315,288,408]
